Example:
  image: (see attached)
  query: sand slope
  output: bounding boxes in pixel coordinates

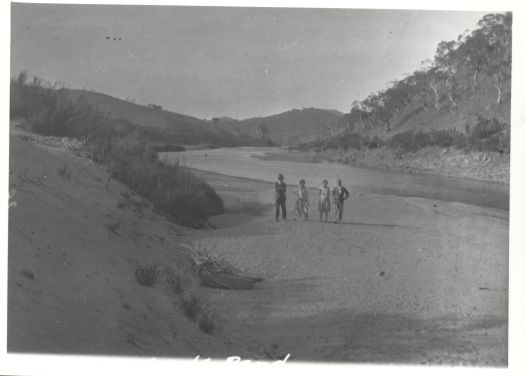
[7,136,264,358]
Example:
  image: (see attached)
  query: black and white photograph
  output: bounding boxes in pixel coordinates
[3,0,525,374]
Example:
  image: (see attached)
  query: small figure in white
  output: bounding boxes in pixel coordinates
[295,179,310,221]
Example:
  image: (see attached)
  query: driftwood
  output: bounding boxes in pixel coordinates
[199,272,264,290]
[179,243,264,290]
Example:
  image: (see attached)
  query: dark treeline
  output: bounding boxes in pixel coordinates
[300,115,510,154]
[10,74,224,228]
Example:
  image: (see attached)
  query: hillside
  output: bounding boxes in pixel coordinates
[294,13,511,183]
[66,90,346,146]
[369,76,510,139]
[66,89,258,146]
[215,108,346,145]
[8,133,270,357]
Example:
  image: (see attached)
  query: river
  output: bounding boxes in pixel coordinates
[160,147,509,211]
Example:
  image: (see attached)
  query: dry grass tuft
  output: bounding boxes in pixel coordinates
[134,264,160,287]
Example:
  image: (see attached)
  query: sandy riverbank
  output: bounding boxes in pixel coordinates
[187,168,509,365]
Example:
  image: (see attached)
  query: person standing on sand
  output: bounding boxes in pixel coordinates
[332,179,350,223]
[275,173,287,221]
[295,179,310,221]
[318,179,331,222]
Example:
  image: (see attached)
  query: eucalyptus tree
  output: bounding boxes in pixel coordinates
[481,13,512,104]
[435,40,460,109]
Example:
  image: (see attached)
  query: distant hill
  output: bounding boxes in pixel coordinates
[215,108,346,145]
[66,90,344,146]
[66,89,258,146]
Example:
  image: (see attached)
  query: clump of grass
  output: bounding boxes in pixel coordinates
[181,292,203,321]
[57,164,71,179]
[134,264,160,287]
[165,269,191,295]
[165,266,216,334]
[116,191,149,217]
[198,307,216,334]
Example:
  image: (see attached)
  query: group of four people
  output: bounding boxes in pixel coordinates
[274,173,350,223]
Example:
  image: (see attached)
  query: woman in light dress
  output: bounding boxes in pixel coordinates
[318,179,330,222]
[295,179,310,221]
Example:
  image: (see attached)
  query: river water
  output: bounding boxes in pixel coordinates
[160,147,509,211]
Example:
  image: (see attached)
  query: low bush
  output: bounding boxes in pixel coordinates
[326,133,367,150]
[385,117,509,154]
[151,144,186,153]
[299,113,509,156]
[367,135,384,149]
[181,292,203,321]
[165,268,192,295]
[386,129,458,153]
[198,308,216,334]
[465,116,509,153]
[386,131,418,152]
[430,129,467,149]
[99,132,224,227]
[134,264,160,287]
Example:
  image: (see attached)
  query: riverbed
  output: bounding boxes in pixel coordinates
[160,146,509,365]
[160,147,509,211]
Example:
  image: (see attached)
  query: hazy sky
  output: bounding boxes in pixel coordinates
[11,4,488,119]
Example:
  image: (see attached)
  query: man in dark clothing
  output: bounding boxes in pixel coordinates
[275,173,287,221]
[332,179,349,223]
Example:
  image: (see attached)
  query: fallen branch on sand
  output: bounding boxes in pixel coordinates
[179,243,264,290]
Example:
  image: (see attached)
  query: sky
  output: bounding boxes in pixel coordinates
[11,3,488,119]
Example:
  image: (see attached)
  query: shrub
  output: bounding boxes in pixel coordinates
[465,116,509,153]
[325,132,367,150]
[430,129,466,148]
[103,134,224,227]
[151,144,186,153]
[181,292,203,321]
[387,130,418,152]
[300,116,509,156]
[198,308,216,334]
[386,127,488,153]
[134,264,160,287]
[476,132,509,154]
[165,269,191,295]
[367,135,384,149]
[466,116,506,141]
